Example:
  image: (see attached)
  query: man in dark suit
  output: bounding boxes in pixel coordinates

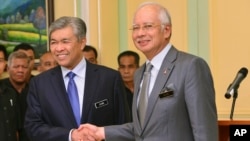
[24,16,130,141]
[81,2,218,141]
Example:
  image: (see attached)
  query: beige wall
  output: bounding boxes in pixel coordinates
[54,0,75,19]
[53,0,250,119]
[210,0,250,119]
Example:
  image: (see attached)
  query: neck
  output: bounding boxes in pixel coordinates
[124,81,134,93]
[9,79,26,93]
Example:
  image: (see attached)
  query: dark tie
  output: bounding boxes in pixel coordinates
[138,62,153,126]
[67,72,80,126]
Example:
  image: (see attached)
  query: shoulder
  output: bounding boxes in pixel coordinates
[176,50,208,66]
[0,80,16,95]
[31,66,62,82]
[87,63,120,75]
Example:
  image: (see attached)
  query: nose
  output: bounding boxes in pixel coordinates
[54,43,65,52]
[16,66,25,72]
[124,67,130,73]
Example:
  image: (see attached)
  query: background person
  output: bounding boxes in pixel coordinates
[0,45,21,141]
[117,50,140,114]
[1,51,31,141]
[13,43,35,81]
[37,51,58,72]
[0,45,8,79]
[82,45,98,64]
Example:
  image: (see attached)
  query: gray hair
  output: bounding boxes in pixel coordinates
[135,2,172,26]
[49,16,87,41]
[8,51,30,66]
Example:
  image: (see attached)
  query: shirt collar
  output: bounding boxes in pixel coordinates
[147,43,172,71]
[61,57,86,79]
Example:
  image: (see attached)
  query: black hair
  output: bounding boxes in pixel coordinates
[0,45,8,60]
[83,45,98,58]
[118,50,140,67]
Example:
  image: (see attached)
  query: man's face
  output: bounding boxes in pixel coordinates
[8,58,30,84]
[38,53,58,72]
[50,26,86,70]
[83,50,97,64]
[18,49,35,70]
[132,5,171,60]
[118,56,138,83]
[0,51,6,76]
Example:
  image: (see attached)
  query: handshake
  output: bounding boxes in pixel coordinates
[71,124,105,141]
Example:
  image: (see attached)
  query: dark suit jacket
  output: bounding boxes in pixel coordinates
[105,46,218,141]
[24,62,130,141]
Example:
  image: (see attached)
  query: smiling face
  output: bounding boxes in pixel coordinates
[132,5,171,60]
[49,26,86,70]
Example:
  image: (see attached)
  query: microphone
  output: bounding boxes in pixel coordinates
[225,67,248,99]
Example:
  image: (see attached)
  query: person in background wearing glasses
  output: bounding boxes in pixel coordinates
[80,2,218,141]
[82,45,98,64]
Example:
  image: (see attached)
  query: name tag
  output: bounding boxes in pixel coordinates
[95,99,108,108]
[159,90,174,98]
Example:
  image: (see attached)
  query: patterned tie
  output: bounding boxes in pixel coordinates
[67,72,80,126]
[138,62,153,126]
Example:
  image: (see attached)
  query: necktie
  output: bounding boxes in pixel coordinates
[67,72,80,126]
[138,62,153,126]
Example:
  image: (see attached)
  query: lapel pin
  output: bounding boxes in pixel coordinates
[164,69,167,74]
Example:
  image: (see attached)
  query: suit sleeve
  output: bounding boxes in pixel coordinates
[24,78,70,141]
[184,57,218,141]
[105,123,135,141]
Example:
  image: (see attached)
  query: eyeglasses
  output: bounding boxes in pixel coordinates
[130,23,162,33]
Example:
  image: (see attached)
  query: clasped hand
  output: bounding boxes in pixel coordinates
[71,124,104,141]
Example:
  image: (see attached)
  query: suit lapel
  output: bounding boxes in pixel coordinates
[50,66,78,126]
[81,62,99,122]
[140,46,179,132]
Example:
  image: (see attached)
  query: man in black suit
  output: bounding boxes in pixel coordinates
[24,16,130,141]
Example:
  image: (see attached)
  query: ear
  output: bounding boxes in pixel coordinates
[37,66,41,72]
[163,25,172,39]
[80,37,87,50]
